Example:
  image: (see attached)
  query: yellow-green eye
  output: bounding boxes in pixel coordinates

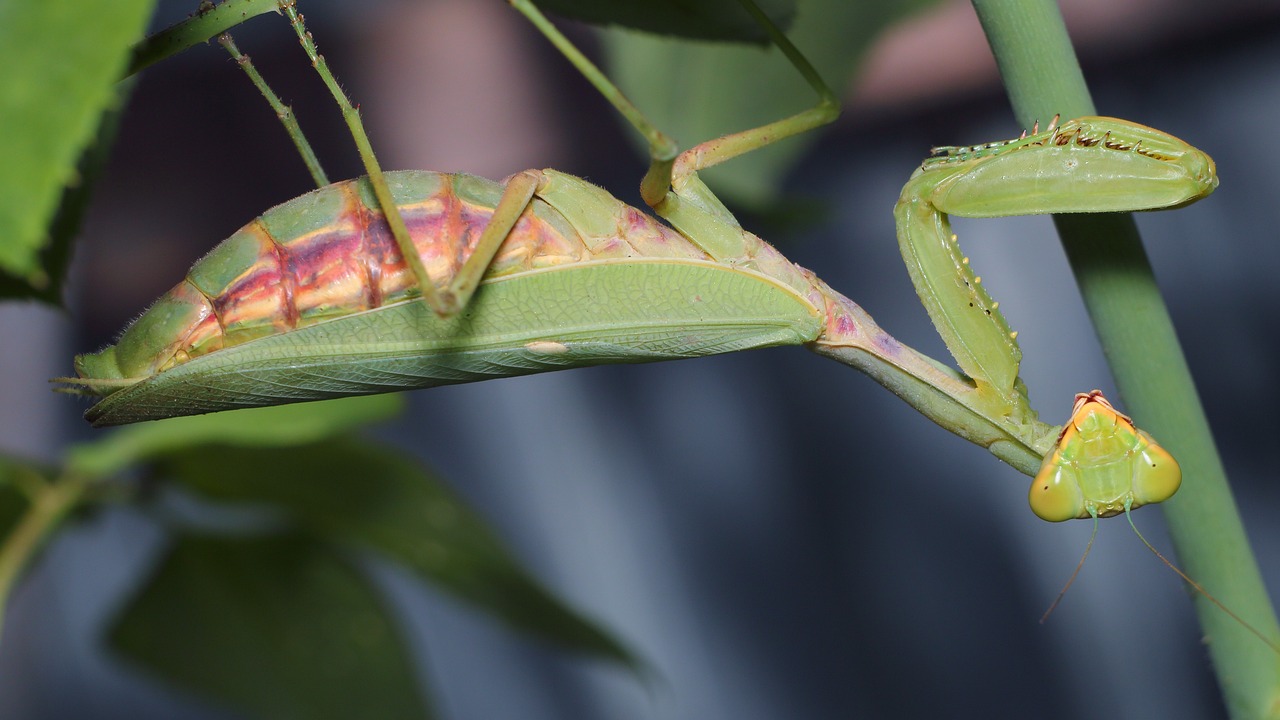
[1029,456,1086,522]
[1132,433,1182,506]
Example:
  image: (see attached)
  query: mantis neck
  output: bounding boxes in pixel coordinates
[809,281,1055,475]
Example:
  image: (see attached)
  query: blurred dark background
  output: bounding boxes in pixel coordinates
[0,0,1277,717]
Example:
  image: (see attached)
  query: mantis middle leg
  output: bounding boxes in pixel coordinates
[510,0,840,264]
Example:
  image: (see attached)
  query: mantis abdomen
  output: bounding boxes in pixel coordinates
[73,169,827,425]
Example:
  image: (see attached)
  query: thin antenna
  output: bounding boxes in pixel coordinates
[1041,517,1097,624]
[1125,511,1280,656]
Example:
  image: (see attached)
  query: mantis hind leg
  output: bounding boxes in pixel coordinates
[217,31,330,189]
[662,1,839,218]
[264,2,543,318]
[278,1,448,314]
[510,0,839,262]
[436,171,542,315]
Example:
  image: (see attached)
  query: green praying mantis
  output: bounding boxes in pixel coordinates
[53,0,1277,651]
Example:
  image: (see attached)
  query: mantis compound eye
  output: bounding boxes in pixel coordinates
[1132,433,1181,506]
[1029,460,1086,522]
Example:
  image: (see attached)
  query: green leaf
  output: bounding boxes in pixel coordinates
[67,394,404,478]
[536,0,795,42]
[0,78,132,302]
[111,531,431,720]
[159,439,645,674]
[603,0,942,206]
[0,0,155,287]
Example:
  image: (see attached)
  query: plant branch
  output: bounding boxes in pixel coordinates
[128,0,281,77]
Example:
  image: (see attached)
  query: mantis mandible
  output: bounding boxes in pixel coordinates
[55,0,1272,649]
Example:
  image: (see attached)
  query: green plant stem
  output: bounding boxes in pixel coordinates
[0,472,92,642]
[970,0,1280,716]
[128,0,282,77]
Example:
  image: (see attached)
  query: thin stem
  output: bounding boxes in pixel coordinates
[217,33,329,188]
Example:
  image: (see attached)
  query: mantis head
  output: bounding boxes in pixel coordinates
[1029,390,1181,522]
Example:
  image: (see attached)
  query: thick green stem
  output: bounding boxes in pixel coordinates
[128,0,282,77]
[970,0,1280,716]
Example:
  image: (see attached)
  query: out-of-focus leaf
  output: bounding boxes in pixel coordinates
[67,394,404,478]
[536,0,794,42]
[111,531,431,720]
[160,439,645,674]
[603,0,942,206]
[0,0,154,289]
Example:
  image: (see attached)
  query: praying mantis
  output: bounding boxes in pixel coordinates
[53,0,1276,658]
